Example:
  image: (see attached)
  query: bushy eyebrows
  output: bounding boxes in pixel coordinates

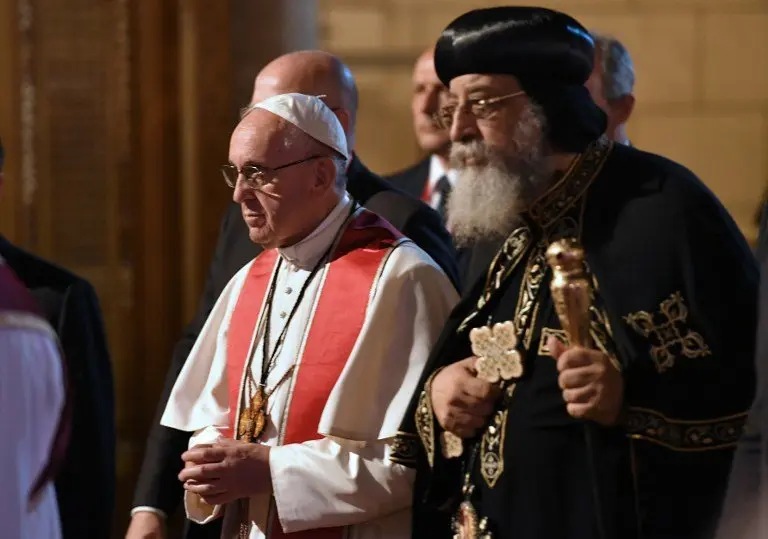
[447,84,495,102]
[228,160,267,169]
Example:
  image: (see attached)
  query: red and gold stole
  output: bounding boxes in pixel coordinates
[226,209,402,538]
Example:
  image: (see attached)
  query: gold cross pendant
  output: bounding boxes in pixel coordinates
[453,499,492,539]
[237,386,266,442]
[470,321,523,383]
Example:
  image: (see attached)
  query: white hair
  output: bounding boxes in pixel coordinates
[591,32,635,100]
[446,102,554,247]
[331,155,348,190]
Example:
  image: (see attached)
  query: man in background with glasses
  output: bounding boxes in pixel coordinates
[158,93,457,538]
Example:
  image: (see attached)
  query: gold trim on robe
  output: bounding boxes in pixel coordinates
[413,369,442,468]
[389,432,420,467]
[537,327,569,357]
[625,407,747,451]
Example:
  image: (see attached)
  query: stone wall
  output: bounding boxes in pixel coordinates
[320,0,768,243]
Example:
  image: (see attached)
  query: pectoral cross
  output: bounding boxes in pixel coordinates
[238,386,266,442]
[442,321,523,460]
[470,321,523,383]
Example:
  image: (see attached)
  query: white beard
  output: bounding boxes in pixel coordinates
[446,104,554,247]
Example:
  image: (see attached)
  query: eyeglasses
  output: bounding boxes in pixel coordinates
[221,155,325,190]
[433,91,526,130]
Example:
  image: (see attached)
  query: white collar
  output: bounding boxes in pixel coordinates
[427,154,458,192]
[278,192,353,269]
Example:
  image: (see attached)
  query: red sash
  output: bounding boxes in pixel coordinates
[226,209,401,538]
[0,261,71,503]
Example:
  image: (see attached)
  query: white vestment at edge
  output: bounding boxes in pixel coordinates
[0,312,64,539]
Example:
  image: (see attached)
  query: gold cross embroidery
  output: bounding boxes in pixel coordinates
[624,292,711,373]
[537,328,569,358]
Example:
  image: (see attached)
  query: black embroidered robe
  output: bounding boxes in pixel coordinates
[392,137,758,539]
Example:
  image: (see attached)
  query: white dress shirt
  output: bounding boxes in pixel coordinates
[426,154,458,210]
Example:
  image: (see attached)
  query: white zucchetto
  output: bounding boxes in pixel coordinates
[251,93,349,160]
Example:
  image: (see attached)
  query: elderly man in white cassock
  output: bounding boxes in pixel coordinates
[161,92,458,539]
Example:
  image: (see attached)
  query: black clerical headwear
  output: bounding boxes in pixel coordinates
[435,6,607,152]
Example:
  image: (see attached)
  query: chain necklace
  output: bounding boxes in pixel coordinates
[236,204,356,444]
[236,204,356,539]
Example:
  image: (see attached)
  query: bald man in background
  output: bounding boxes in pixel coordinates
[126,50,457,539]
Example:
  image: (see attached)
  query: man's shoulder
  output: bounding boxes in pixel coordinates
[388,237,443,269]
[0,259,45,316]
[371,239,458,304]
[0,240,104,330]
[594,144,726,224]
[587,144,750,260]
[0,261,57,349]
[383,157,431,188]
[349,155,423,201]
[0,239,88,294]
[342,213,439,271]
[351,160,438,228]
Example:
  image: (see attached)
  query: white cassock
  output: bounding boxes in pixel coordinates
[0,314,64,539]
[162,193,459,538]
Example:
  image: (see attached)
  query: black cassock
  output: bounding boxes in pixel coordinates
[392,137,758,539]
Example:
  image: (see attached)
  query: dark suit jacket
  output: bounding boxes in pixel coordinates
[0,236,115,539]
[385,157,430,201]
[132,156,458,537]
[716,205,768,538]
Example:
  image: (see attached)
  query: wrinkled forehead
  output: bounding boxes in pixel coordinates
[447,73,523,99]
[229,109,296,164]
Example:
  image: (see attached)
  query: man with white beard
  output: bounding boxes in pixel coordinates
[392,6,758,539]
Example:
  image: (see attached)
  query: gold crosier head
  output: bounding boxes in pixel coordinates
[546,238,593,349]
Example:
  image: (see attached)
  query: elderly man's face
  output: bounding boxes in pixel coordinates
[229,109,330,249]
[441,74,553,246]
[445,74,532,160]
